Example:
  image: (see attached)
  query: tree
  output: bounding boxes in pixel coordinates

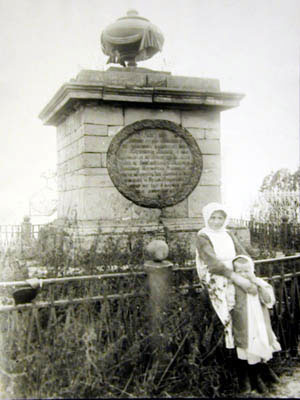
[29,170,57,217]
[250,167,300,223]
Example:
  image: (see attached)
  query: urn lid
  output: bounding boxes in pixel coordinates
[118,9,149,22]
[101,10,164,67]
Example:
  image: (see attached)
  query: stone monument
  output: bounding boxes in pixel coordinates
[39,10,244,251]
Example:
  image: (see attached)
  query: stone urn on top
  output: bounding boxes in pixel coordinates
[101,9,164,67]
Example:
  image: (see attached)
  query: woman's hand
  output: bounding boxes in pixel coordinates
[230,272,258,295]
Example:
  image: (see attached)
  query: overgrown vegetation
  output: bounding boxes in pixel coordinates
[0,223,299,398]
[13,222,195,278]
[0,281,268,399]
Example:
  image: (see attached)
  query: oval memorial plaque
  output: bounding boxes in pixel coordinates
[107,119,203,208]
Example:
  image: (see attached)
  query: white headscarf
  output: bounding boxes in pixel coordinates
[202,202,229,234]
[200,202,235,264]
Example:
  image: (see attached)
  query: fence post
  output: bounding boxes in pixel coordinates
[280,215,292,256]
[144,240,173,373]
[21,216,32,249]
[249,217,257,246]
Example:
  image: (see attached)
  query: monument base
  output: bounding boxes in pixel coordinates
[56,216,202,257]
[52,216,251,265]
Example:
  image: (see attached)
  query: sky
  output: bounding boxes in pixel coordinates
[0,0,299,223]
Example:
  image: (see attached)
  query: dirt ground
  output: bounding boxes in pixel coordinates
[241,365,300,398]
[269,366,300,398]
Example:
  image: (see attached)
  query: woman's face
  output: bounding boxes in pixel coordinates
[208,211,226,230]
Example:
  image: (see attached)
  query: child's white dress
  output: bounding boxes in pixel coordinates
[233,258,281,364]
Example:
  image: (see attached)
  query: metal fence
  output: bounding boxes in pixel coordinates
[255,255,300,356]
[3,217,300,254]
[0,255,299,351]
[0,256,299,397]
[0,222,43,249]
[231,218,300,254]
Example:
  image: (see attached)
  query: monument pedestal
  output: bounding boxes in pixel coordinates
[39,67,243,251]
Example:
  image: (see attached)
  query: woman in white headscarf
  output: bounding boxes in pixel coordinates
[196,203,254,347]
[195,202,280,394]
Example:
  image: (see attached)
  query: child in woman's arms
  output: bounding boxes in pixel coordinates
[233,256,272,304]
[231,255,281,392]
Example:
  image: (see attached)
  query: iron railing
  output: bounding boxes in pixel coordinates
[0,223,43,249]
[0,256,299,397]
[0,256,299,351]
[231,218,300,254]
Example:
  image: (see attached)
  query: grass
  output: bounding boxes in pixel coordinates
[0,223,299,398]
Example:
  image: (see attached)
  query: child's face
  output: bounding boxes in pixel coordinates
[234,259,252,273]
[208,211,226,230]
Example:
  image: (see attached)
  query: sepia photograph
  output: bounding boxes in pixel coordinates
[0,0,299,397]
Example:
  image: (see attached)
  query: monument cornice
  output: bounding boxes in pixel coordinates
[39,80,244,126]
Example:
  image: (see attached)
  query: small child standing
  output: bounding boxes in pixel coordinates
[232,255,281,392]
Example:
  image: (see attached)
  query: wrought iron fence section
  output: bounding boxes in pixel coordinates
[231,218,300,254]
[0,223,43,249]
[0,255,299,397]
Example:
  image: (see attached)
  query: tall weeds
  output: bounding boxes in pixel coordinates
[0,223,298,398]
[0,281,242,398]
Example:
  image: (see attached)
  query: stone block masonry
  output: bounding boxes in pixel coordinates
[40,67,243,244]
[56,105,221,224]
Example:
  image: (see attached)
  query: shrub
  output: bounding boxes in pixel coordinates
[24,222,195,278]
